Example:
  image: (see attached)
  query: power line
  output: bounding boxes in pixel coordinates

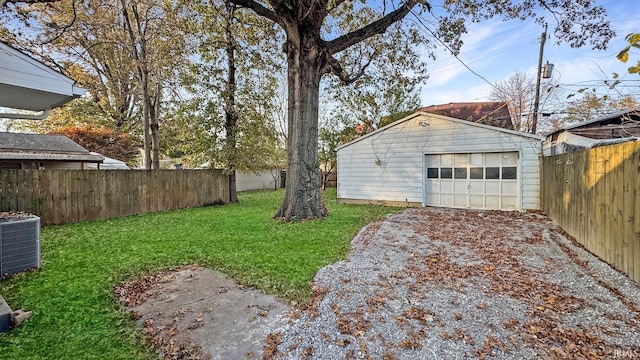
[409,9,500,92]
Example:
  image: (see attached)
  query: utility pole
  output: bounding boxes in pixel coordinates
[532,24,547,134]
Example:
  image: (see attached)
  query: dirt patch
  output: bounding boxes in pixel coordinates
[116,265,290,359]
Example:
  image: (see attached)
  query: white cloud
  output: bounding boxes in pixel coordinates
[421,83,492,105]
[417,1,640,107]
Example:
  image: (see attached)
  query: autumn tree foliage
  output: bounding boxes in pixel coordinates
[1,0,191,169]
[3,0,616,222]
[49,125,139,164]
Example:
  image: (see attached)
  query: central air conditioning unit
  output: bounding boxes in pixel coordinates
[0,214,41,278]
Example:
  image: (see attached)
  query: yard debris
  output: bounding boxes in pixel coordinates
[270,208,640,359]
[0,211,36,222]
[115,209,640,359]
[11,309,32,328]
[115,270,179,308]
[116,266,208,360]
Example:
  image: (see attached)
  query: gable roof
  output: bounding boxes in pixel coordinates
[0,41,86,112]
[337,111,543,151]
[420,102,513,130]
[0,132,103,162]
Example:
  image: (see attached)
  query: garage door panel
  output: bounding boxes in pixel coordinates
[470,195,484,208]
[454,153,469,166]
[425,152,520,210]
[454,194,467,207]
[485,195,500,208]
[501,181,517,194]
[485,153,501,166]
[485,182,500,194]
[454,181,468,193]
[502,196,517,209]
[426,180,440,193]
[470,153,483,166]
[502,152,518,166]
[426,193,439,205]
[469,181,484,195]
[425,155,440,167]
[441,154,453,166]
[441,181,453,193]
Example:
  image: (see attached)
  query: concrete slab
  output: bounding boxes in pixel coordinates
[0,294,13,332]
[129,266,291,359]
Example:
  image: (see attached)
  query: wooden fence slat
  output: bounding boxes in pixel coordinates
[0,169,228,226]
[632,144,640,283]
[621,142,633,278]
[542,140,640,284]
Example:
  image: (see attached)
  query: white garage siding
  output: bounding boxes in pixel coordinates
[336,112,544,210]
[236,170,279,191]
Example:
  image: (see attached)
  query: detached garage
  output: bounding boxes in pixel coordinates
[336,112,544,210]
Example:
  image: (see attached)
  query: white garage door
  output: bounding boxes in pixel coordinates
[425,152,519,210]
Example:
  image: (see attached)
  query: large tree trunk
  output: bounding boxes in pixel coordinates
[273,29,328,221]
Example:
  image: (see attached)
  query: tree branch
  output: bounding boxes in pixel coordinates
[2,0,61,5]
[325,50,377,84]
[40,0,77,45]
[326,0,427,56]
[229,0,283,27]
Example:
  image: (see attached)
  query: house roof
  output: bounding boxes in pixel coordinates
[546,108,640,139]
[420,102,514,130]
[0,132,104,162]
[0,41,86,112]
[336,111,544,151]
[87,152,130,169]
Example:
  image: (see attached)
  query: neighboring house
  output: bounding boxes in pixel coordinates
[420,102,514,130]
[235,171,279,191]
[198,162,280,191]
[0,41,85,118]
[543,109,640,156]
[337,111,544,211]
[0,132,103,169]
[86,152,130,170]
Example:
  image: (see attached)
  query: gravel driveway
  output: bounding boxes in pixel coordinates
[267,208,640,359]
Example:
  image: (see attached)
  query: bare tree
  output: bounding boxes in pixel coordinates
[490,71,536,132]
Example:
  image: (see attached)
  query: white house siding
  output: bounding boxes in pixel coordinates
[236,170,278,192]
[337,113,543,210]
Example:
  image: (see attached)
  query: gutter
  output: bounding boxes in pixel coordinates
[0,109,51,120]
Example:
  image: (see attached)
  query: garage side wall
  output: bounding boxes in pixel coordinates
[337,114,542,210]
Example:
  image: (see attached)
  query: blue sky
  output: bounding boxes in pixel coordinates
[2,0,635,119]
[417,1,639,110]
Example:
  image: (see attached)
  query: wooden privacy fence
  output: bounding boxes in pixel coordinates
[542,140,640,284]
[0,169,230,225]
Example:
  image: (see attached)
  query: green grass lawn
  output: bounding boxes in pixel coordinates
[0,189,398,359]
